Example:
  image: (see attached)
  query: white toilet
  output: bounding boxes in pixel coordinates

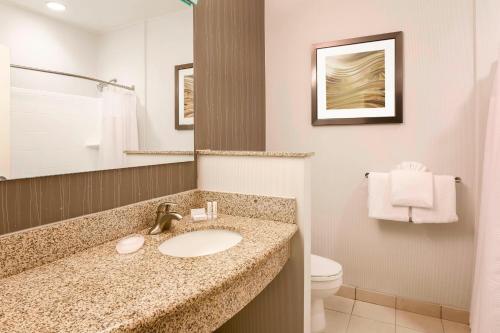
[311,254,343,333]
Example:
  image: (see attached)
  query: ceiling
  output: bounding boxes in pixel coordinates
[3,0,189,33]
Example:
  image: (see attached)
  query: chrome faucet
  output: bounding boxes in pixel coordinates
[148,202,183,235]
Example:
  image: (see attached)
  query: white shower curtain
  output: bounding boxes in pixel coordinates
[471,56,500,332]
[98,87,139,169]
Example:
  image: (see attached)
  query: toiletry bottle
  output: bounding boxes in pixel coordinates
[207,202,213,220]
[213,201,218,219]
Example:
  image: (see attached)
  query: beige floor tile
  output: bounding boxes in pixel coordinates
[396,310,444,333]
[325,296,355,314]
[324,309,350,333]
[352,300,396,324]
[442,320,470,333]
[396,327,423,333]
[347,316,395,333]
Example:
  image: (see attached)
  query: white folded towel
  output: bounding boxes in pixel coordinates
[412,175,458,224]
[390,170,434,208]
[368,172,410,222]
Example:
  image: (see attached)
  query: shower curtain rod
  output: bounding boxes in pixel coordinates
[10,64,135,91]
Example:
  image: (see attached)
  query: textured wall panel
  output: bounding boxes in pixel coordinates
[475,0,500,199]
[0,162,196,235]
[265,0,475,308]
[0,46,10,180]
[194,0,266,151]
[199,155,311,333]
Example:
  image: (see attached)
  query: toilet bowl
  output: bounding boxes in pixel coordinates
[311,254,343,333]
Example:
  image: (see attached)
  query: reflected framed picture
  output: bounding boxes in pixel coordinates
[312,32,403,126]
[175,63,194,130]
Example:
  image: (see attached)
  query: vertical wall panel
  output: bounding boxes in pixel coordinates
[194,0,266,151]
[0,45,10,180]
[474,0,500,201]
[199,155,311,333]
[0,162,196,235]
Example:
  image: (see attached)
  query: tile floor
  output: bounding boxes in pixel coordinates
[322,296,470,333]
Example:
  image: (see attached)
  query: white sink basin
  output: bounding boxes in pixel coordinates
[158,229,243,257]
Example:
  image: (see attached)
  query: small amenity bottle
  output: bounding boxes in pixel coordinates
[207,201,213,220]
[212,201,218,219]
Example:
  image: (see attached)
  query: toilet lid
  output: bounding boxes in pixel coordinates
[311,254,342,280]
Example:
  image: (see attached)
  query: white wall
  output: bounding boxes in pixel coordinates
[0,45,10,179]
[0,1,99,97]
[145,9,194,151]
[10,88,100,178]
[266,0,476,308]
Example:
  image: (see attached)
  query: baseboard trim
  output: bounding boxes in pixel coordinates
[336,285,469,325]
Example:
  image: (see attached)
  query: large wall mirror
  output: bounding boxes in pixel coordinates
[0,0,194,181]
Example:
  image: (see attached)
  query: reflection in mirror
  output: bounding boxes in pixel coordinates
[0,0,194,180]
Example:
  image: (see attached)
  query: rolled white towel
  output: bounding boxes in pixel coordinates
[390,170,434,208]
[368,172,410,222]
[412,175,458,224]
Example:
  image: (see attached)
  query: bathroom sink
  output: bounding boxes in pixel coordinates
[158,229,243,257]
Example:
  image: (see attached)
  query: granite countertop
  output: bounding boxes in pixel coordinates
[124,150,195,156]
[123,150,314,158]
[197,149,314,158]
[0,215,297,333]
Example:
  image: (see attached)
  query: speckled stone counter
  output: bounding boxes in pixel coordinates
[197,149,314,158]
[0,190,295,279]
[124,150,195,156]
[0,190,200,279]
[0,215,297,333]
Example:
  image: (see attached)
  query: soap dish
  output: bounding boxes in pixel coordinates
[116,234,145,254]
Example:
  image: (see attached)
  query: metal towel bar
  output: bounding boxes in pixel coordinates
[364,172,461,183]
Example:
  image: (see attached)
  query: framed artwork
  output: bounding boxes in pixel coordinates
[175,63,194,130]
[312,31,403,125]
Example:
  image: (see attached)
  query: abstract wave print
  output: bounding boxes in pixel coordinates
[325,50,385,110]
[184,75,194,118]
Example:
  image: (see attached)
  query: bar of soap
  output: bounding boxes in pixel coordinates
[116,234,145,254]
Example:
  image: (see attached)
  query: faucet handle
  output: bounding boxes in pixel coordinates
[157,202,177,213]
